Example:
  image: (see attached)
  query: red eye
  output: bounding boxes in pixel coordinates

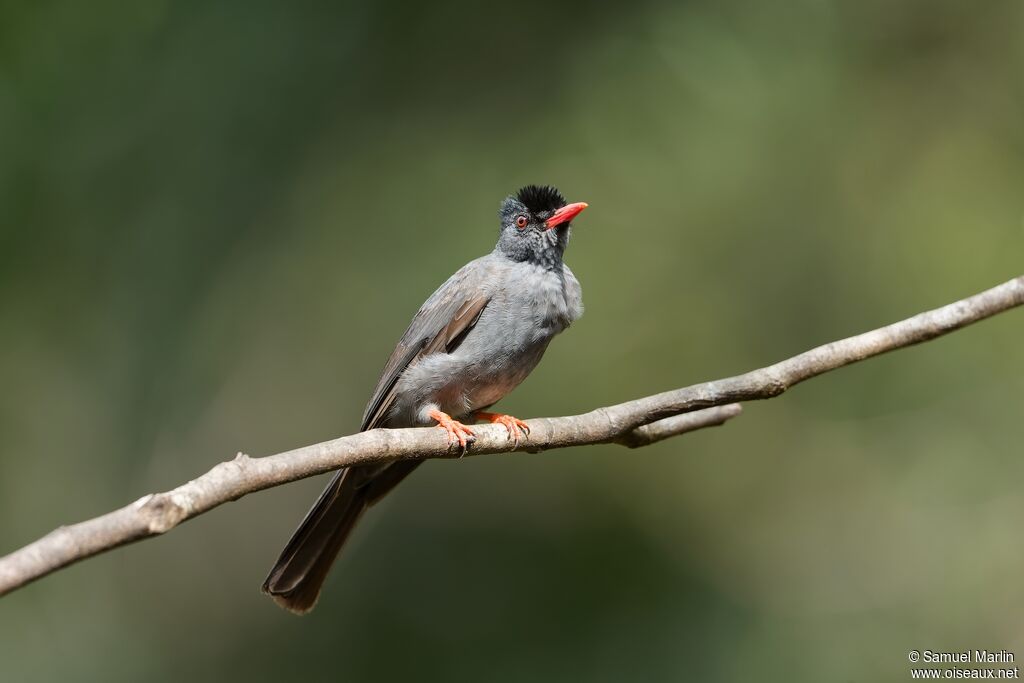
[515,215,528,229]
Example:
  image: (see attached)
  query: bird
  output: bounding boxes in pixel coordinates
[261,184,588,614]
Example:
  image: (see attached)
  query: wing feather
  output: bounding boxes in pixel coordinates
[359,259,492,431]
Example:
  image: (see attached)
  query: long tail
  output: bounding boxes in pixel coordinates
[261,461,421,614]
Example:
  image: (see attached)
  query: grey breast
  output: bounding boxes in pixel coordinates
[388,256,583,425]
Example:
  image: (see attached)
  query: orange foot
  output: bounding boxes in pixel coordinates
[428,409,476,454]
[474,411,531,447]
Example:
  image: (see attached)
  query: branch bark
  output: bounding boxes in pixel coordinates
[1,275,1021,598]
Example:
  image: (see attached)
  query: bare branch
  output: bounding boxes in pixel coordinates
[0,275,1020,598]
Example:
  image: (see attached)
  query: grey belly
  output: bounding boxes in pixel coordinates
[386,334,551,426]
[459,344,548,412]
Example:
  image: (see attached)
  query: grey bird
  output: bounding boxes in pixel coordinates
[261,185,588,614]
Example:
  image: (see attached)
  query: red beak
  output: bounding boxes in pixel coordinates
[544,202,588,230]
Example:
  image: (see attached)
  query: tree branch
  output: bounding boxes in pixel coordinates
[1,275,1021,598]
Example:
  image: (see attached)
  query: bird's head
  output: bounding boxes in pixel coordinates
[496,185,588,267]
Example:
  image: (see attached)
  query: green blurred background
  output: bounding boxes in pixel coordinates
[1,1,1022,681]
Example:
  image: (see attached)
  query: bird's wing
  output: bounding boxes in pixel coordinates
[359,258,493,431]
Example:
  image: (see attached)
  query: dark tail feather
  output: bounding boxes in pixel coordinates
[261,468,368,614]
[261,460,424,614]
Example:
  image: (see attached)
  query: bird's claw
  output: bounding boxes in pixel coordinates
[476,412,530,447]
[429,409,476,455]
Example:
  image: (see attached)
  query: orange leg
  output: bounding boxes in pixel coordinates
[428,409,476,453]
[474,411,531,446]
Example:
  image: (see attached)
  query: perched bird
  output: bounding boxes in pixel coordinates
[261,185,588,613]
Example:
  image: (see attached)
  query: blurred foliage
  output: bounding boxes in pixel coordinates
[1,0,1022,681]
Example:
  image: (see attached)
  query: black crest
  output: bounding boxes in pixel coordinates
[515,185,566,214]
